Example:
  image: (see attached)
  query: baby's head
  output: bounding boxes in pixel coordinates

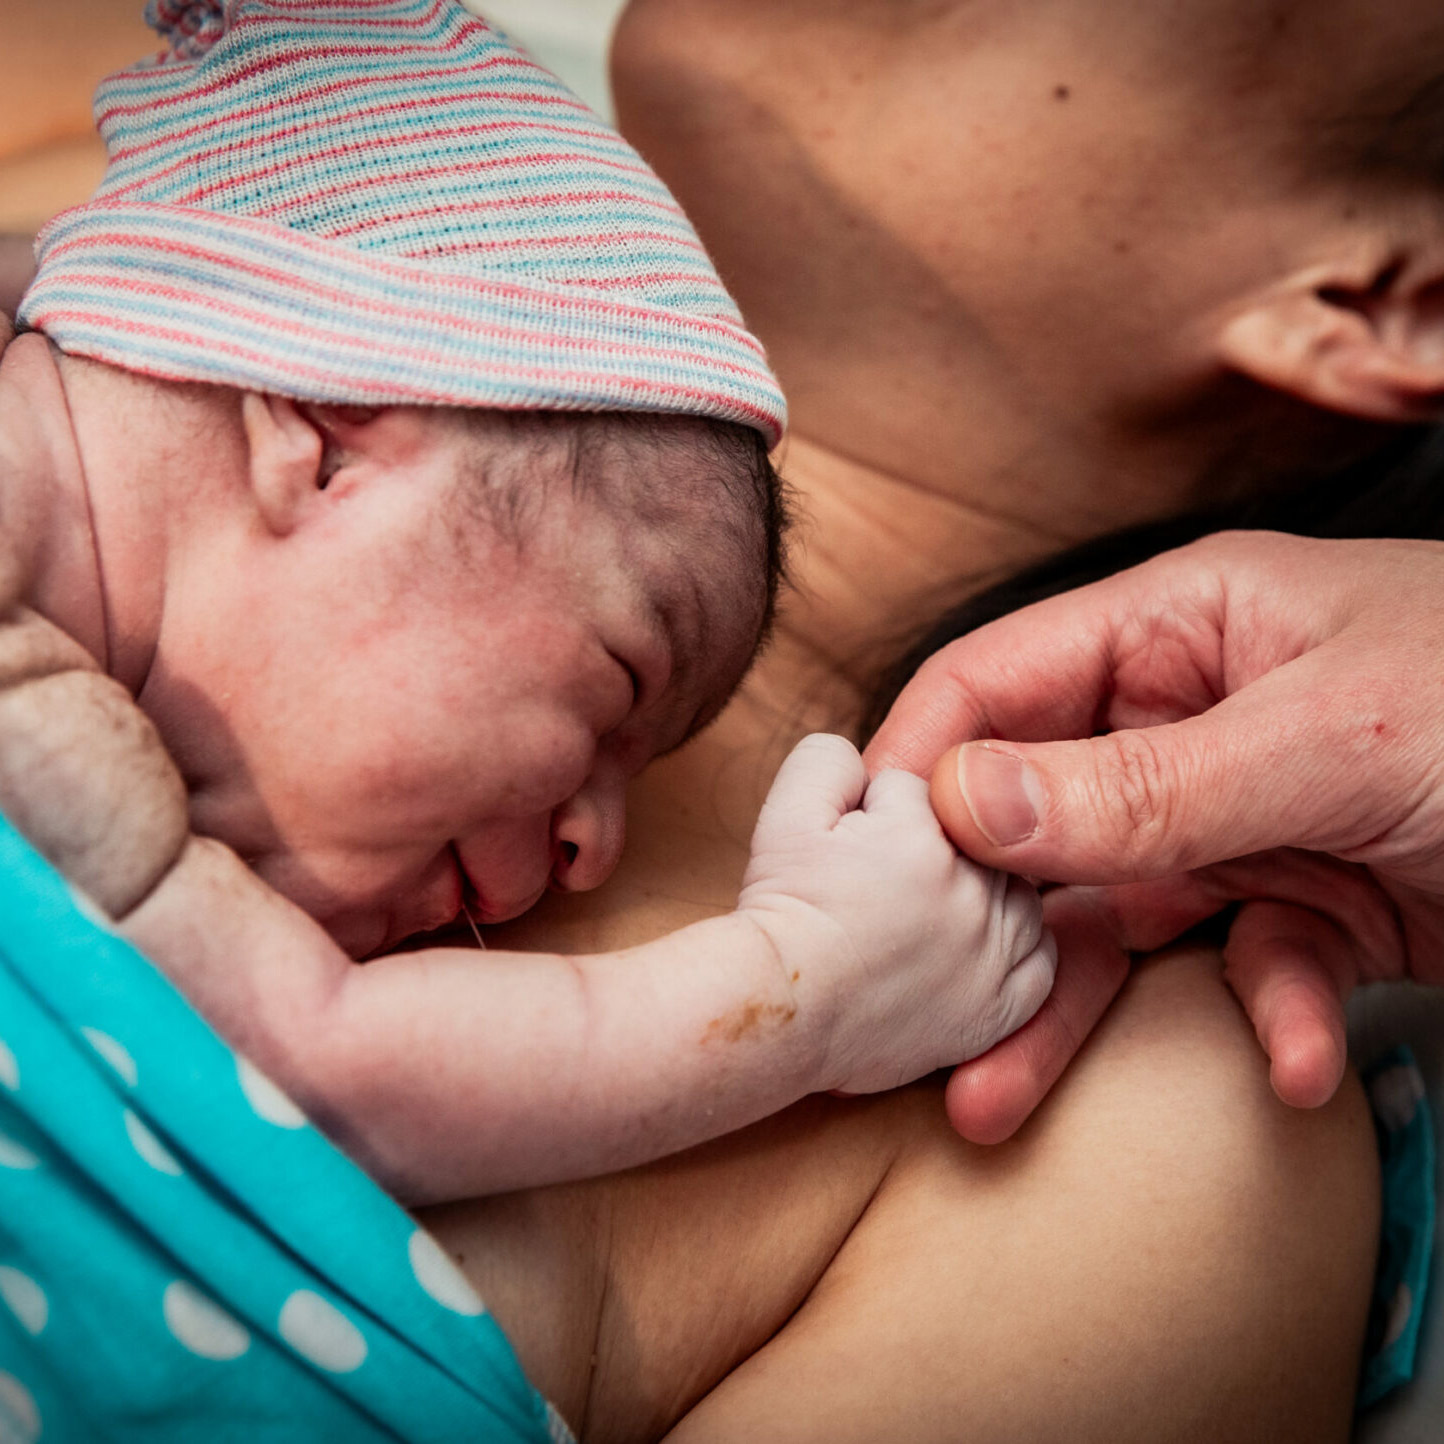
[61,374,782,957]
[19,0,788,954]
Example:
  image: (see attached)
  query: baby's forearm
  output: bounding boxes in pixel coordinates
[316,911,816,1201]
[122,842,818,1202]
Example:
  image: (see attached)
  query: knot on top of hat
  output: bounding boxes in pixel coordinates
[145,0,227,60]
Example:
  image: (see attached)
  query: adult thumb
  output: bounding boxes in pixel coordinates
[929,669,1382,883]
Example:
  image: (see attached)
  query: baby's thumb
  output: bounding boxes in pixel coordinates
[929,699,1351,884]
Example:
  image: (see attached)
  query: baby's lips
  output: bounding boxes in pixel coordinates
[448,842,552,926]
[471,875,551,925]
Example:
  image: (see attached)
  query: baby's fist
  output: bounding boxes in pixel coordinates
[739,734,1055,1095]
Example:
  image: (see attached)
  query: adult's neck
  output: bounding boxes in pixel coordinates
[0,333,110,668]
[749,430,1064,736]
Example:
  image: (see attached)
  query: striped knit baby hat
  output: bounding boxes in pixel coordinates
[19,0,786,444]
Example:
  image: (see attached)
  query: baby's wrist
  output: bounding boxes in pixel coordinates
[728,903,840,1095]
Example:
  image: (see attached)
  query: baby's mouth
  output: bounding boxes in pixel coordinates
[451,845,553,926]
[471,872,554,925]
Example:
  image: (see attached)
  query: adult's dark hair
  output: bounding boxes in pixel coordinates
[861,423,1444,742]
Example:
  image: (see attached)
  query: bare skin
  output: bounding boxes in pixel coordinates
[406,364,1380,1441]
[425,943,1378,1442]
[0,0,1399,1432]
[408,0,1431,1434]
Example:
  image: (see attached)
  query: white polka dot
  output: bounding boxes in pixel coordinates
[81,1028,137,1088]
[0,1134,40,1172]
[0,1372,40,1444]
[1370,1065,1426,1132]
[408,1230,484,1316]
[278,1290,367,1373]
[123,1110,183,1176]
[237,1057,306,1129]
[0,1040,17,1093]
[66,881,113,932]
[163,1280,250,1361]
[0,1269,46,1337]
[545,1401,577,1444]
[1383,1282,1414,1350]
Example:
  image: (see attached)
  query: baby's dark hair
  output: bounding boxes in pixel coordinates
[448,407,789,642]
[861,423,1444,741]
[1324,70,1444,191]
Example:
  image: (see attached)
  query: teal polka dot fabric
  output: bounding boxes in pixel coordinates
[0,813,569,1443]
[1358,1046,1436,1411]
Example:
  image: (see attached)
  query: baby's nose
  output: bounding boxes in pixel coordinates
[551,774,628,893]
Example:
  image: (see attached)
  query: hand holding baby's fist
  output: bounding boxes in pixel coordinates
[739,734,1055,1095]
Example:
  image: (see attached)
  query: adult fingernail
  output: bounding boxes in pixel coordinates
[957,746,1042,847]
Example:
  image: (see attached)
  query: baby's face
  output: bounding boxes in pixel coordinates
[144,419,767,957]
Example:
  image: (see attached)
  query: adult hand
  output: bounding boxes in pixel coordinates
[865,531,1444,1143]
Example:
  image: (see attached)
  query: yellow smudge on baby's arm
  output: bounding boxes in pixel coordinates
[701,997,798,1046]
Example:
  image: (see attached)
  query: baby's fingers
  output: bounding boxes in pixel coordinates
[859,766,935,822]
[754,733,868,842]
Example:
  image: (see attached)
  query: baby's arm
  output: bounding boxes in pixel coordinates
[0,603,1053,1200]
[120,736,1054,1203]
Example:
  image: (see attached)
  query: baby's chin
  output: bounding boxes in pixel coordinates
[296,894,444,960]
[250,856,467,960]
[336,918,396,961]
[337,902,469,960]
[280,861,553,959]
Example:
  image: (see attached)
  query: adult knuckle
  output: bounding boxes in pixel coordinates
[1097,730,1178,866]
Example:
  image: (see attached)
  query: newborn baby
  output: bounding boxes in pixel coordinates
[0,0,1055,1202]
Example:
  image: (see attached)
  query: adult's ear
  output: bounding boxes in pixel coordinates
[1218,232,1444,424]
[240,398,392,535]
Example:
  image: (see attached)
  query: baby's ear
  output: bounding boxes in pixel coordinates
[240,394,330,536]
[1217,225,1444,424]
[243,399,437,532]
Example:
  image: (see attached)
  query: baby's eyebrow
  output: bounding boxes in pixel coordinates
[668,577,768,751]
[664,569,708,676]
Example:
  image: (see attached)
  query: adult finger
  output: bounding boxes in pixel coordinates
[863,538,1245,777]
[943,889,1129,1144]
[1222,900,1354,1110]
[1094,848,1408,971]
[927,642,1411,883]
[946,847,1400,1139]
